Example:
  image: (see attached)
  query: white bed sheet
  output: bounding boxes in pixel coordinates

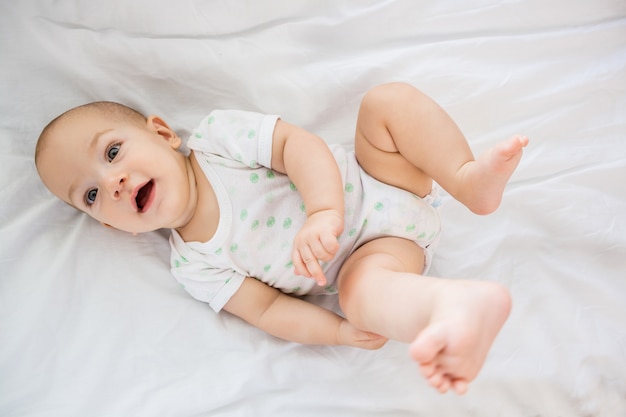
[1,1,625,416]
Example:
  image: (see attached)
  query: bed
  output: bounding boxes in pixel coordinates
[1,1,625,416]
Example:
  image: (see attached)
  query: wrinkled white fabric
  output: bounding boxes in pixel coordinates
[1,1,625,416]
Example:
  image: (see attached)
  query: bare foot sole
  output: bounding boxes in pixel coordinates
[408,280,512,394]
[461,134,529,215]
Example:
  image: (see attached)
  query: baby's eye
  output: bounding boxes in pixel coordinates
[107,144,120,162]
[85,188,98,206]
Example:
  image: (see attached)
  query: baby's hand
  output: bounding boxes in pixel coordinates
[337,320,388,350]
[292,209,344,286]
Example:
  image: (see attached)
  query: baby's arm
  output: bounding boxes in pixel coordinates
[224,277,386,349]
[270,120,345,285]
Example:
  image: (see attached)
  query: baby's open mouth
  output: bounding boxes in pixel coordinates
[135,180,154,213]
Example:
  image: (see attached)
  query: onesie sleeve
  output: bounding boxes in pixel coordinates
[188,109,280,169]
[169,232,245,313]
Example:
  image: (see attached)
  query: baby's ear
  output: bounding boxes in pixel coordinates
[146,115,182,149]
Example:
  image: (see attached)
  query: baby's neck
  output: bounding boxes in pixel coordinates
[175,154,220,243]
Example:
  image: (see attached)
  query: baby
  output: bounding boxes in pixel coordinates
[35,82,528,394]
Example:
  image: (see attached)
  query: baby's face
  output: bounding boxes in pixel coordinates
[37,111,198,234]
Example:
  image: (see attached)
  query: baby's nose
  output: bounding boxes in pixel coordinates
[106,173,129,199]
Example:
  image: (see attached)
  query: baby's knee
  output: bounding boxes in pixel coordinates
[361,82,423,111]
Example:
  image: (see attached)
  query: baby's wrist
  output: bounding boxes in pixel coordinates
[308,207,343,219]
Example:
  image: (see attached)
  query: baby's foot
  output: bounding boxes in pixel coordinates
[460,135,529,215]
[409,280,511,394]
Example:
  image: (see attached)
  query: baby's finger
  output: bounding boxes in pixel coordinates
[308,238,333,262]
[295,246,326,286]
[307,260,327,287]
[293,245,318,276]
[292,247,312,278]
[320,232,340,256]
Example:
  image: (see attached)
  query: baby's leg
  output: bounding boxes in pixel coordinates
[337,237,511,394]
[354,82,528,214]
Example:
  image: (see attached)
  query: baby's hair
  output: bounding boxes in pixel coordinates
[35,101,146,166]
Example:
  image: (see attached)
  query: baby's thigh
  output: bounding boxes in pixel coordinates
[337,237,425,299]
[335,236,425,325]
[355,128,432,198]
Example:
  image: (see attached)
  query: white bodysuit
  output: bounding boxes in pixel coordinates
[170,110,441,313]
